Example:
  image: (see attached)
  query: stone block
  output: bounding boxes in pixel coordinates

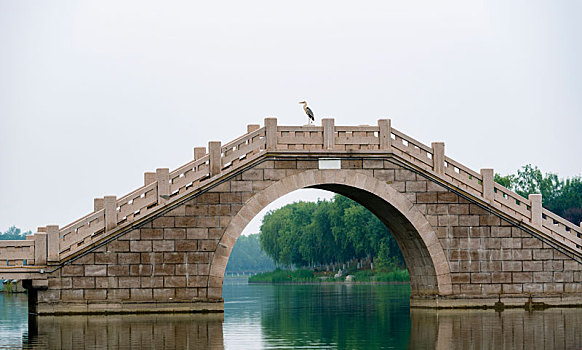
[502,261,522,272]
[471,273,491,283]
[482,284,502,295]
[512,272,532,283]
[522,238,542,249]
[187,252,210,263]
[533,249,553,260]
[480,261,501,272]
[373,169,394,182]
[449,204,469,215]
[427,204,448,215]
[130,288,153,300]
[141,228,164,240]
[175,264,197,275]
[140,252,163,264]
[544,260,563,271]
[437,193,457,203]
[175,217,197,227]
[242,169,264,180]
[491,227,511,238]
[194,193,220,204]
[118,253,141,265]
[164,276,186,288]
[231,181,252,192]
[480,215,501,226]
[152,217,174,228]
[61,290,84,301]
[94,252,118,265]
[405,181,426,192]
[264,169,286,180]
[533,272,553,283]
[72,277,95,289]
[176,240,198,251]
[438,215,458,226]
[186,205,208,215]
[153,288,175,300]
[62,265,84,276]
[554,271,573,282]
[458,215,479,226]
[164,252,186,264]
[153,241,175,252]
[199,240,218,251]
[107,265,129,276]
[416,193,437,204]
[460,284,481,295]
[395,169,416,181]
[85,289,107,300]
[176,288,198,299]
[522,283,543,293]
[197,216,220,228]
[511,249,532,260]
[187,228,209,239]
[543,283,564,293]
[118,277,140,288]
[85,265,107,276]
[426,181,447,192]
[469,204,489,215]
[107,240,130,252]
[219,193,241,204]
[187,275,209,287]
[130,264,153,276]
[502,284,522,294]
[130,241,152,252]
[491,272,511,283]
[108,289,129,300]
[522,261,543,272]
[71,253,95,265]
[141,277,163,288]
[297,160,318,169]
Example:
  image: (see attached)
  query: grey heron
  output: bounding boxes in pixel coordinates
[299,101,315,124]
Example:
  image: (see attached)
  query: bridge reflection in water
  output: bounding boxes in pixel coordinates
[27,314,224,349]
[410,308,582,350]
[20,308,582,349]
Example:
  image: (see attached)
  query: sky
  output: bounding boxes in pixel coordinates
[1,1,581,234]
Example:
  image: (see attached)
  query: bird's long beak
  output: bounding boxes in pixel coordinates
[298,101,305,104]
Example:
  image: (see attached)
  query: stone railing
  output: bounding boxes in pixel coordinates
[0,233,46,267]
[4,117,579,268]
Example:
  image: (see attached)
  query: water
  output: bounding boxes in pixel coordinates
[1,279,582,349]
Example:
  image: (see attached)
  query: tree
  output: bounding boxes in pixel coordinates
[495,164,582,225]
[0,226,30,240]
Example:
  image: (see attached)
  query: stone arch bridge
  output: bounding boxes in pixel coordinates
[2,118,581,314]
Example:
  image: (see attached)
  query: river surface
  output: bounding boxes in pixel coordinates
[1,278,582,349]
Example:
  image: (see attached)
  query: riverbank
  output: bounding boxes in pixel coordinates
[248,268,409,284]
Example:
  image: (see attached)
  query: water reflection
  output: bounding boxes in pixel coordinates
[3,282,582,349]
[28,313,224,349]
[410,308,582,350]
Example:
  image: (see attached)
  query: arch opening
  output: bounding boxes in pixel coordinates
[210,170,452,298]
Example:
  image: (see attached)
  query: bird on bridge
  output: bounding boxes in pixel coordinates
[299,101,315,124]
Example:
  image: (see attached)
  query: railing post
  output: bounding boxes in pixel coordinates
[322,118,335,150]
[247,124,260,133]
[94,197,104,211]
[34,232,47,265]
[144,172,156,186]
[156,168,170,203]
[529,194,543,228]
[265,117,277,151]
[46,225,59,262]
[378,119,391,150]
[194,147,206,161]
[480,168,494,203]
[208,141,222,177]
[104,195,118,231]
[431,142,445,174]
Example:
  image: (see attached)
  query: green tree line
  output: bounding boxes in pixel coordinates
[495,164,582,225]
[259,195,405,270]
[0,226,31,240]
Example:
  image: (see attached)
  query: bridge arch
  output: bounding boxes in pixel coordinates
[209,169,452,297]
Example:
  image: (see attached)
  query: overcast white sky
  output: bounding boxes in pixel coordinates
[1,1,581,234]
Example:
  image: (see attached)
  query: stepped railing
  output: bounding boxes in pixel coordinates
[1,118,581,269]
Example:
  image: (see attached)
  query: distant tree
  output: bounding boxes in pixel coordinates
[0,226,30,240]
[495,165,582,225]
[225,234,275,273]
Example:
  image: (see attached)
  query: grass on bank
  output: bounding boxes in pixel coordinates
[248,268,409,283]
